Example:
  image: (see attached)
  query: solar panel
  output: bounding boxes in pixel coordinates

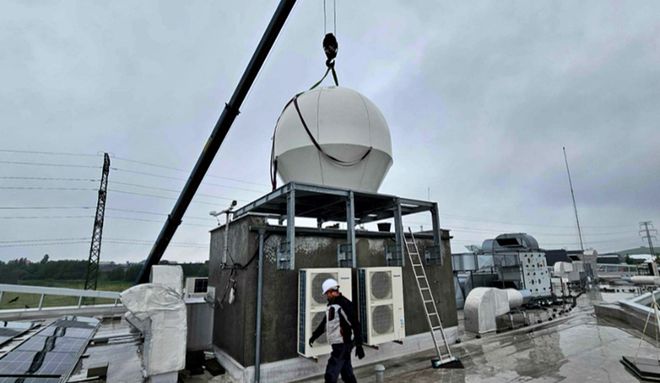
[0,322,35,347]
[0,350,76,376]
[36,327,93,339]
[0,377,61,383]
[0,316,99,382]
[16,336,87,354]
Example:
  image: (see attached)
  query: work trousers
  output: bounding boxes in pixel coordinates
[325,342,357,383]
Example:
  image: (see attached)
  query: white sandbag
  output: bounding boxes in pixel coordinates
[121,284,187,377]
[150,265,184,297]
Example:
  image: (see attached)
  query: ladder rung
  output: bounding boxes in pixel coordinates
[411,263,422,266]
[416,275,426,278]
[432,326,443,331]
[423,299,435,304]
[420,287,430,291]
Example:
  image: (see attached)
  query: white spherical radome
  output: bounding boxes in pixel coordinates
[273,87,393,193]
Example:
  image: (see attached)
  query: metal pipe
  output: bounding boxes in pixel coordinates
[223,211,231,265]
[374,364,385,383]
[254,229,266,383]
[346,191,356,268]
[136,0,297,283]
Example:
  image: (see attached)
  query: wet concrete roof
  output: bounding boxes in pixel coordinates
[302,292,659,383]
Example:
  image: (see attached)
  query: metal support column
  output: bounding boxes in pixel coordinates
[431,202,443,265]
[393,199,404,266]
[284,188,296,270]
[346,191,356,268]
[254,229,265,383]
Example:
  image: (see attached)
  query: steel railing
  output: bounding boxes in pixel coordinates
[0,283,121,311]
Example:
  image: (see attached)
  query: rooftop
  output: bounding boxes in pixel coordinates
[299,292,659,383]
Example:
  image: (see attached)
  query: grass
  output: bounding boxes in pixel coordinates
[0,280,132,310]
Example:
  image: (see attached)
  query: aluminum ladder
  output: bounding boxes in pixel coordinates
[404,227,463,369]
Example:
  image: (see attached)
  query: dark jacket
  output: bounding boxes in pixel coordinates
[311,293,363,345]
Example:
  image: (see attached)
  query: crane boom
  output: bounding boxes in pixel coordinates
[136,0,297,283]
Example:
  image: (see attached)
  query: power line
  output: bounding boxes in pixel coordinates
[0,237,89,244]
[108,189,238,206]
[112,156,268,187]
[105,207,211,221]
[0,236,207,246]
[0,186,96,191]
[406,218,636,236]
[1,150,268,189]
[112,167,267,193]
[0,176,99,182]
[0,208,213,221]
[448,226,635,237]
[0,214,213,227]
[0,160,100,169]
[0,182,253,205]
[0,240,90,248]
[0,149,98,157]
[110,180,249,201]
[0,215,93,220]
[0,239,208,249]
[107,215,211,227]
[0,206,94,210]
[406,214,633,230]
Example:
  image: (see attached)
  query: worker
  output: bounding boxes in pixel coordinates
[309,278,365,383]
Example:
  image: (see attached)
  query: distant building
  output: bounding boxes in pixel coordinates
[597,253,624,264]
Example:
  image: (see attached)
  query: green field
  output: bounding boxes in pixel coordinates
[0,280,132,310]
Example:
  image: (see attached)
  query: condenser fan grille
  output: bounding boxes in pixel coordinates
[371,304,394,335]
[311,311,328,344]
[311,272,338,305]
[370,271,392,300]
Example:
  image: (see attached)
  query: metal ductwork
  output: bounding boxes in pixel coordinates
[481,233,539,253]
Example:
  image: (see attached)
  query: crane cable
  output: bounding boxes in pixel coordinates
[311,0,339,89]
[269,0,371,190]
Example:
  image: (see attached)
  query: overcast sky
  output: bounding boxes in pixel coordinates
[1,1,659,263]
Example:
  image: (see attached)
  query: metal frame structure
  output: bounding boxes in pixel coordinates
[234,182,443,270]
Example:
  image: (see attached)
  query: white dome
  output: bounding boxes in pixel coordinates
[273,87,393,193]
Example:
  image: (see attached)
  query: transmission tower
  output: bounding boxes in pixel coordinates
[84,153,110,291]
[639,221,657,258]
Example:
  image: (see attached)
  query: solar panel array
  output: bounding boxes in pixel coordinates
[0,316,99,383]
[0,322,35,347]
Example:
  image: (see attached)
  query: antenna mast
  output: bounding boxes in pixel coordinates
[639,221,657,257]
[84,153,110,290]
[563,147,584,251]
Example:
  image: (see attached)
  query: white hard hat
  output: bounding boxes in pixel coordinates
[322,278,339,295]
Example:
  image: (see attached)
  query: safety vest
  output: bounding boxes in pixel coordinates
[325,303,352,345]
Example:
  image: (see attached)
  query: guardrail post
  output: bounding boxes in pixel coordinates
[114,298,119,307]
[0,291,4,304]
[78,295,83,308]
[38,294,45,310]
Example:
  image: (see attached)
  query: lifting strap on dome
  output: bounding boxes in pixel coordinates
[292,94,373,166]
[269,91,374,191]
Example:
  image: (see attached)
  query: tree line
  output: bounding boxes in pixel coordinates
[0,256,209,284]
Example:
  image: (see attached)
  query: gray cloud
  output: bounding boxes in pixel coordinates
[0,1,658,262]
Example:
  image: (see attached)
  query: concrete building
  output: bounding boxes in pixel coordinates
[207,182,458,382]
